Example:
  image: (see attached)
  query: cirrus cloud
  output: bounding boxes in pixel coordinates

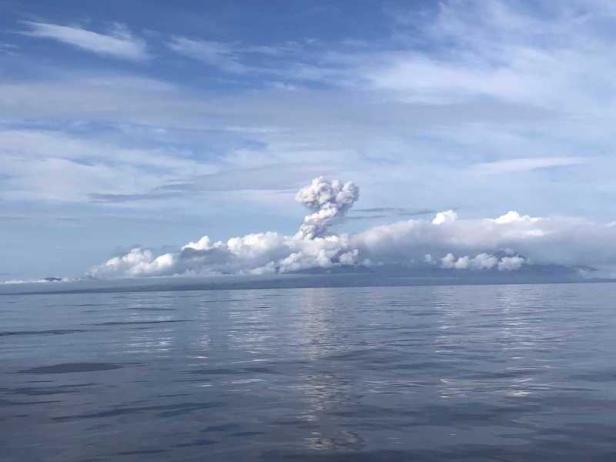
[21,21,148,61]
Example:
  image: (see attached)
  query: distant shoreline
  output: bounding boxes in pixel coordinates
[2,273,614,297]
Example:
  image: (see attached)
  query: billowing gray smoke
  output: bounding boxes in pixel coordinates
[294,176,359,239]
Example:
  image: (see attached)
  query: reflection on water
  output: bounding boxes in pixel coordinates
[432,285,556,400]
[2,283,616,461]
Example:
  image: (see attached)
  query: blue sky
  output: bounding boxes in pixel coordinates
[1,0,616,279]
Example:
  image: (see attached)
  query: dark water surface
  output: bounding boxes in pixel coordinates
[2,283,616,461]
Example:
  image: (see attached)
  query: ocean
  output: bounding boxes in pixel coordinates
[2,282,616,461]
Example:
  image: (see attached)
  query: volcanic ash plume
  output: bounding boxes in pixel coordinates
[91,175,616,280]
[294,176,359,239]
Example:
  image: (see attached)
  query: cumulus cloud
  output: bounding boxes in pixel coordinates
[439,252,524,271]
[353,209,616,271]
[432,210,458,225]
[90,178,363,278]
[90,232,360,278]
[89,177,616,279]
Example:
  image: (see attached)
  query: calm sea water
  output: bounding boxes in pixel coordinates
[2,282,616,461]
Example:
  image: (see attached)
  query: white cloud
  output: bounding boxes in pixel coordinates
[439,252,523,271]
[167,37,296,74]
[432,210,458,225]
[90,178,362,277]
[471,157,587,175]
[0,129,212,203]
[355,0,616,116]
[168,37,245,72]
[498,255,525,271]
[5,1,616,280]
[89,178,616,279]
[90,232,359,278]
[22,21,147,61]
[354,209,616,270]
[491,211,538,225]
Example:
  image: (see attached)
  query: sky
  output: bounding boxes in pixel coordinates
[2,0,616,280]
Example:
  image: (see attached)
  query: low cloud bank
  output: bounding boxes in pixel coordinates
[89,177,616,278]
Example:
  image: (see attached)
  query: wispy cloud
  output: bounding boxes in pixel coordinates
[167,36,302,75]
[89,191,179,203]
[22,21,148,61]
[88,164,336,203]
[347,207,438,221]
[0,128,208,202]
[168,37,245,72]
[471,157,587,175]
